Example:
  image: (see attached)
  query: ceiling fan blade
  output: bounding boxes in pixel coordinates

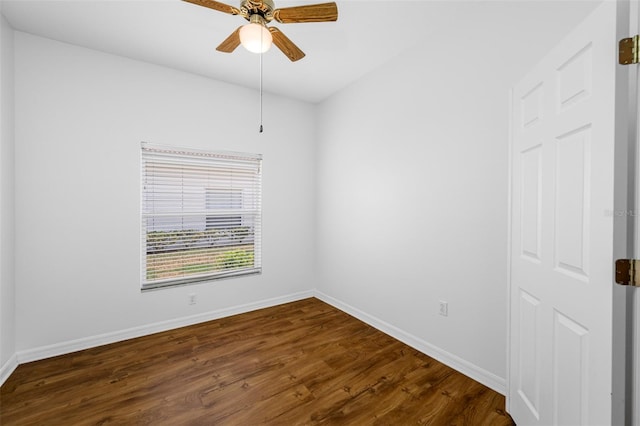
[272,2,338,24]
[269,27,306,62]
[216,27,242,53]
[183,0,240,15]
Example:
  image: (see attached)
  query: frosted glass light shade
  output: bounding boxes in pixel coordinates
[240,23,273,53]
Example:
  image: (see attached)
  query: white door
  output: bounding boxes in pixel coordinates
[509,2,619,425]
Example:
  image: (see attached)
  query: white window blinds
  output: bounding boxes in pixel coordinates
[141,143,262,290]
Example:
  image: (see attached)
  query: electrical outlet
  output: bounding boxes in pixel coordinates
[188,293,197,305]
[439,300,448,317]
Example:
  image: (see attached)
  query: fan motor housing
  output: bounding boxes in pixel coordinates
[240,0,275,20]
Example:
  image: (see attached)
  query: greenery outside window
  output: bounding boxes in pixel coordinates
[141,143,262,290]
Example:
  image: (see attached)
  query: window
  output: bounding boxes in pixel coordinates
[141,143,262,290]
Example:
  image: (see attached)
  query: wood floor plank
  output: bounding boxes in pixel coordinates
[0,298,514,425]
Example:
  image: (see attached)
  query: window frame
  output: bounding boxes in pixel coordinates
[140,142,262,291]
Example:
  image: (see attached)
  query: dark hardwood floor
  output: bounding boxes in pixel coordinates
[0,298,514,425]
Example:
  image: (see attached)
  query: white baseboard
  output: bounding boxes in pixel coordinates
[0,352,18,387]
[314,290,506,395]
[8,289,505,398]
[16,290,315,364]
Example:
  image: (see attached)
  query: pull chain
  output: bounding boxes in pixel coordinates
[259,27,264,133]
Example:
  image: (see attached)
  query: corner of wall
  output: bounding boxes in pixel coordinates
[0,352,17,387]
[0,10,17,386]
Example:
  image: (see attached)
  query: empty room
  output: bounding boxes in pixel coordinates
[0,0,639,424]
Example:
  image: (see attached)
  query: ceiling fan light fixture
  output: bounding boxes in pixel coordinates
[240,16,272,54]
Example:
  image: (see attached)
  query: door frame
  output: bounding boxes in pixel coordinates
[505,0,635,423]
[614,0,640,424]
[613,1,634,424]
[631,2,640,424]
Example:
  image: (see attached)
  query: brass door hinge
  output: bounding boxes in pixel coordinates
[615,259,640,287]
[620,35,639,65]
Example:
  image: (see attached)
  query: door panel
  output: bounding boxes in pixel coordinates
[554,125,590,279]
[517,289,541,419]
[552,310,589,426]
[557,45,592,111]
[509,2,617,424]
[521,145,542,262]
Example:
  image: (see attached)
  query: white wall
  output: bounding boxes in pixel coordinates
[13,32,317,356]
[315,45,509,390]
[0,10,16,381]
[315,2,598,391]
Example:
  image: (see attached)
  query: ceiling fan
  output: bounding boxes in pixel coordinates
[183,0,338,62]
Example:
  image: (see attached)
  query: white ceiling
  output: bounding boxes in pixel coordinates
[1,0,601,103]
